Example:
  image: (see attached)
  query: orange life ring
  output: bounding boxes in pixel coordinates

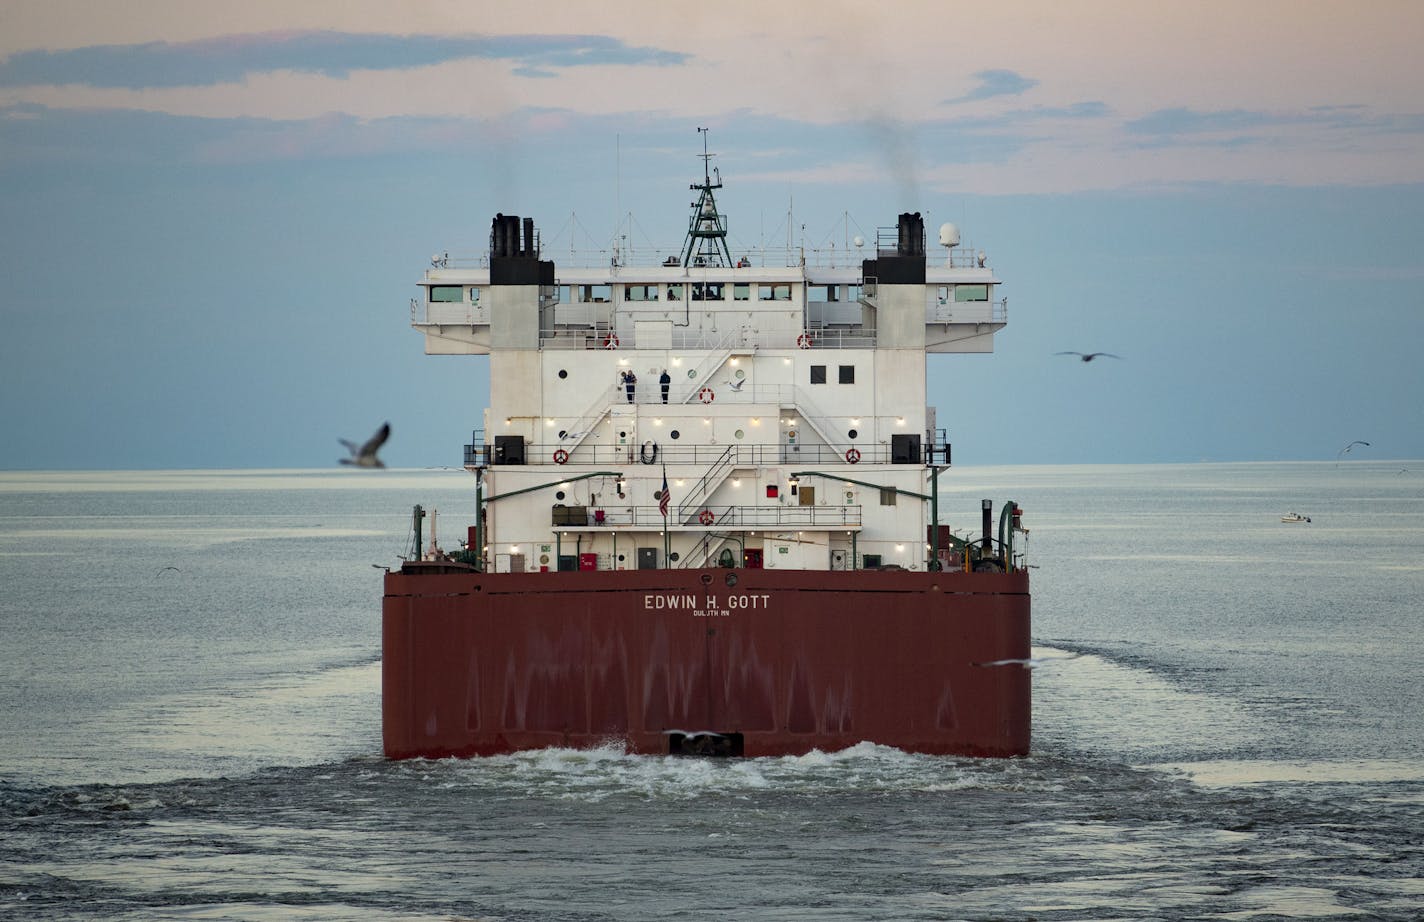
[698,386,715,404]
[845,448,861,464]
[797,332,812,349]
[604,333,619,349]
[698,509,716,525]
[553,449,569,464]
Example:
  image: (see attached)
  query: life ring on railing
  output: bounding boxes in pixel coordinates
[797,332,812,349]
[639,441,658,464]
[845,448,861,464]
[604,333,619,349]
[698,509,716,526]
[553,449,569,464]
[698,386,715,404]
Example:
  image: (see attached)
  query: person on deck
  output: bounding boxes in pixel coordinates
[659,369,671,404]
[622,370,637,403]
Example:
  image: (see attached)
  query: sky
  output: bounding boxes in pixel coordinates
[2,0,1422,469]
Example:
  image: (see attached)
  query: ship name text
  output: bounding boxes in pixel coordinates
[644,593,771,616]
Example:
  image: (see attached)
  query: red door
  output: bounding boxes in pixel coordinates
[743,548,764,569]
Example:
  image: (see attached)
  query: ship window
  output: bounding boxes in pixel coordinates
[954,285,989,302]
[469,286,481,303]
[733,283,750,301]
[430,285,463,303]
[848,429,858,439]
[692,282,724,301]
[624,284,659,302]
[759,283,792,301]
[580,284,612,303]
[667,283,683,301]
[558,369,568,379]
[847,285,862,302]
[810,365,826,384]
[670,430,680,439]
[811,284,839,302]
[880,488,897,506]
[838,365,855,384]
[863,554,882,568]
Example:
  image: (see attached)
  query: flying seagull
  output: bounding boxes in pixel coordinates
[340,422,391,468]
[1055,351,1121,362]
[1336,440,1370,466]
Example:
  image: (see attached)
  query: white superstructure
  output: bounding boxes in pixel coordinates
[410,156,1007,574]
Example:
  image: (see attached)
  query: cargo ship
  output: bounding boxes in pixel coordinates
[383,140,1030,758]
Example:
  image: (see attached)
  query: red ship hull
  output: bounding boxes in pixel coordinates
[383,567,1030,759]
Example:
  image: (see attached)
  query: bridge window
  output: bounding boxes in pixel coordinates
[579,284,612,303]
[692,283,724,301]
[811,284,839,302]
[954,285,989,302]
[624,284,659,302]
[430,285,463,303]
[733,283,750,301]
[667,283,683,301]
[759,283,792,301]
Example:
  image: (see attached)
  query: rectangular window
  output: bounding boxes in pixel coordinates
[759,283,792,302]
[468,286,481,303]
[810,365,826,384]
[430,285,463,303]
[863,554,882,568]
[692,282,723,301]
[733,283,750,301]
[954,285,989,302]
[880,488,897,506]
[667,283,683,301]
[846,285,862,302]
[624,284,658,302]
[838,365,855,384]
[810,284,839,302]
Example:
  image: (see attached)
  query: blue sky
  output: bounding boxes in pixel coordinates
[2,1,1422,468]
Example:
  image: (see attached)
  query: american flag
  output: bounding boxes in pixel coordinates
[659,469,670,518]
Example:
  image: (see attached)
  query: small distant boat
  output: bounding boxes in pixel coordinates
[1281,512,1312,523]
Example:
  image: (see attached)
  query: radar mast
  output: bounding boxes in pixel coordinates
[681,127,733,268]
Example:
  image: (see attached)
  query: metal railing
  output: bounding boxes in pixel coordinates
[465,432,951,468]
[552,504,863,529]
[522,442,913,467]
[536,326,877,351]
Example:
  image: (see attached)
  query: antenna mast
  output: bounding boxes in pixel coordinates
[681,127,733,268]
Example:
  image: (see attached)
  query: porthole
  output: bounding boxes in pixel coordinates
[848,429,858,439]
[734,429,745,440]
[688,369,697,379]
[670,430,681,439]
[558,369,568,379]
[734,369,745,379]
[555,491,566,500]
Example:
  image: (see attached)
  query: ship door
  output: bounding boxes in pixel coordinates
[831,549,848,570]
[743,548,764,569]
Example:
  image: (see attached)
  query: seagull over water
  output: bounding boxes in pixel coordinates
[340,422,391,468]
[1336,440,1370,466]
[1055,351,1121,362]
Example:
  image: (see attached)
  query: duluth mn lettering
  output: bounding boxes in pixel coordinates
[643,593,771,617]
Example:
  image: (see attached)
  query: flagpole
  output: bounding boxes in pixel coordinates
[661,460,670,568]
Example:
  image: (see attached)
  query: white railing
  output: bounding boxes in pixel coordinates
[926,298,1007,325]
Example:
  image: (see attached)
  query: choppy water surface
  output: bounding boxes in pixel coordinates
[2,464,1422,920]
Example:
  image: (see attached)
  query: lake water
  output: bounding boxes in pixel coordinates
[2,463,1422,920]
